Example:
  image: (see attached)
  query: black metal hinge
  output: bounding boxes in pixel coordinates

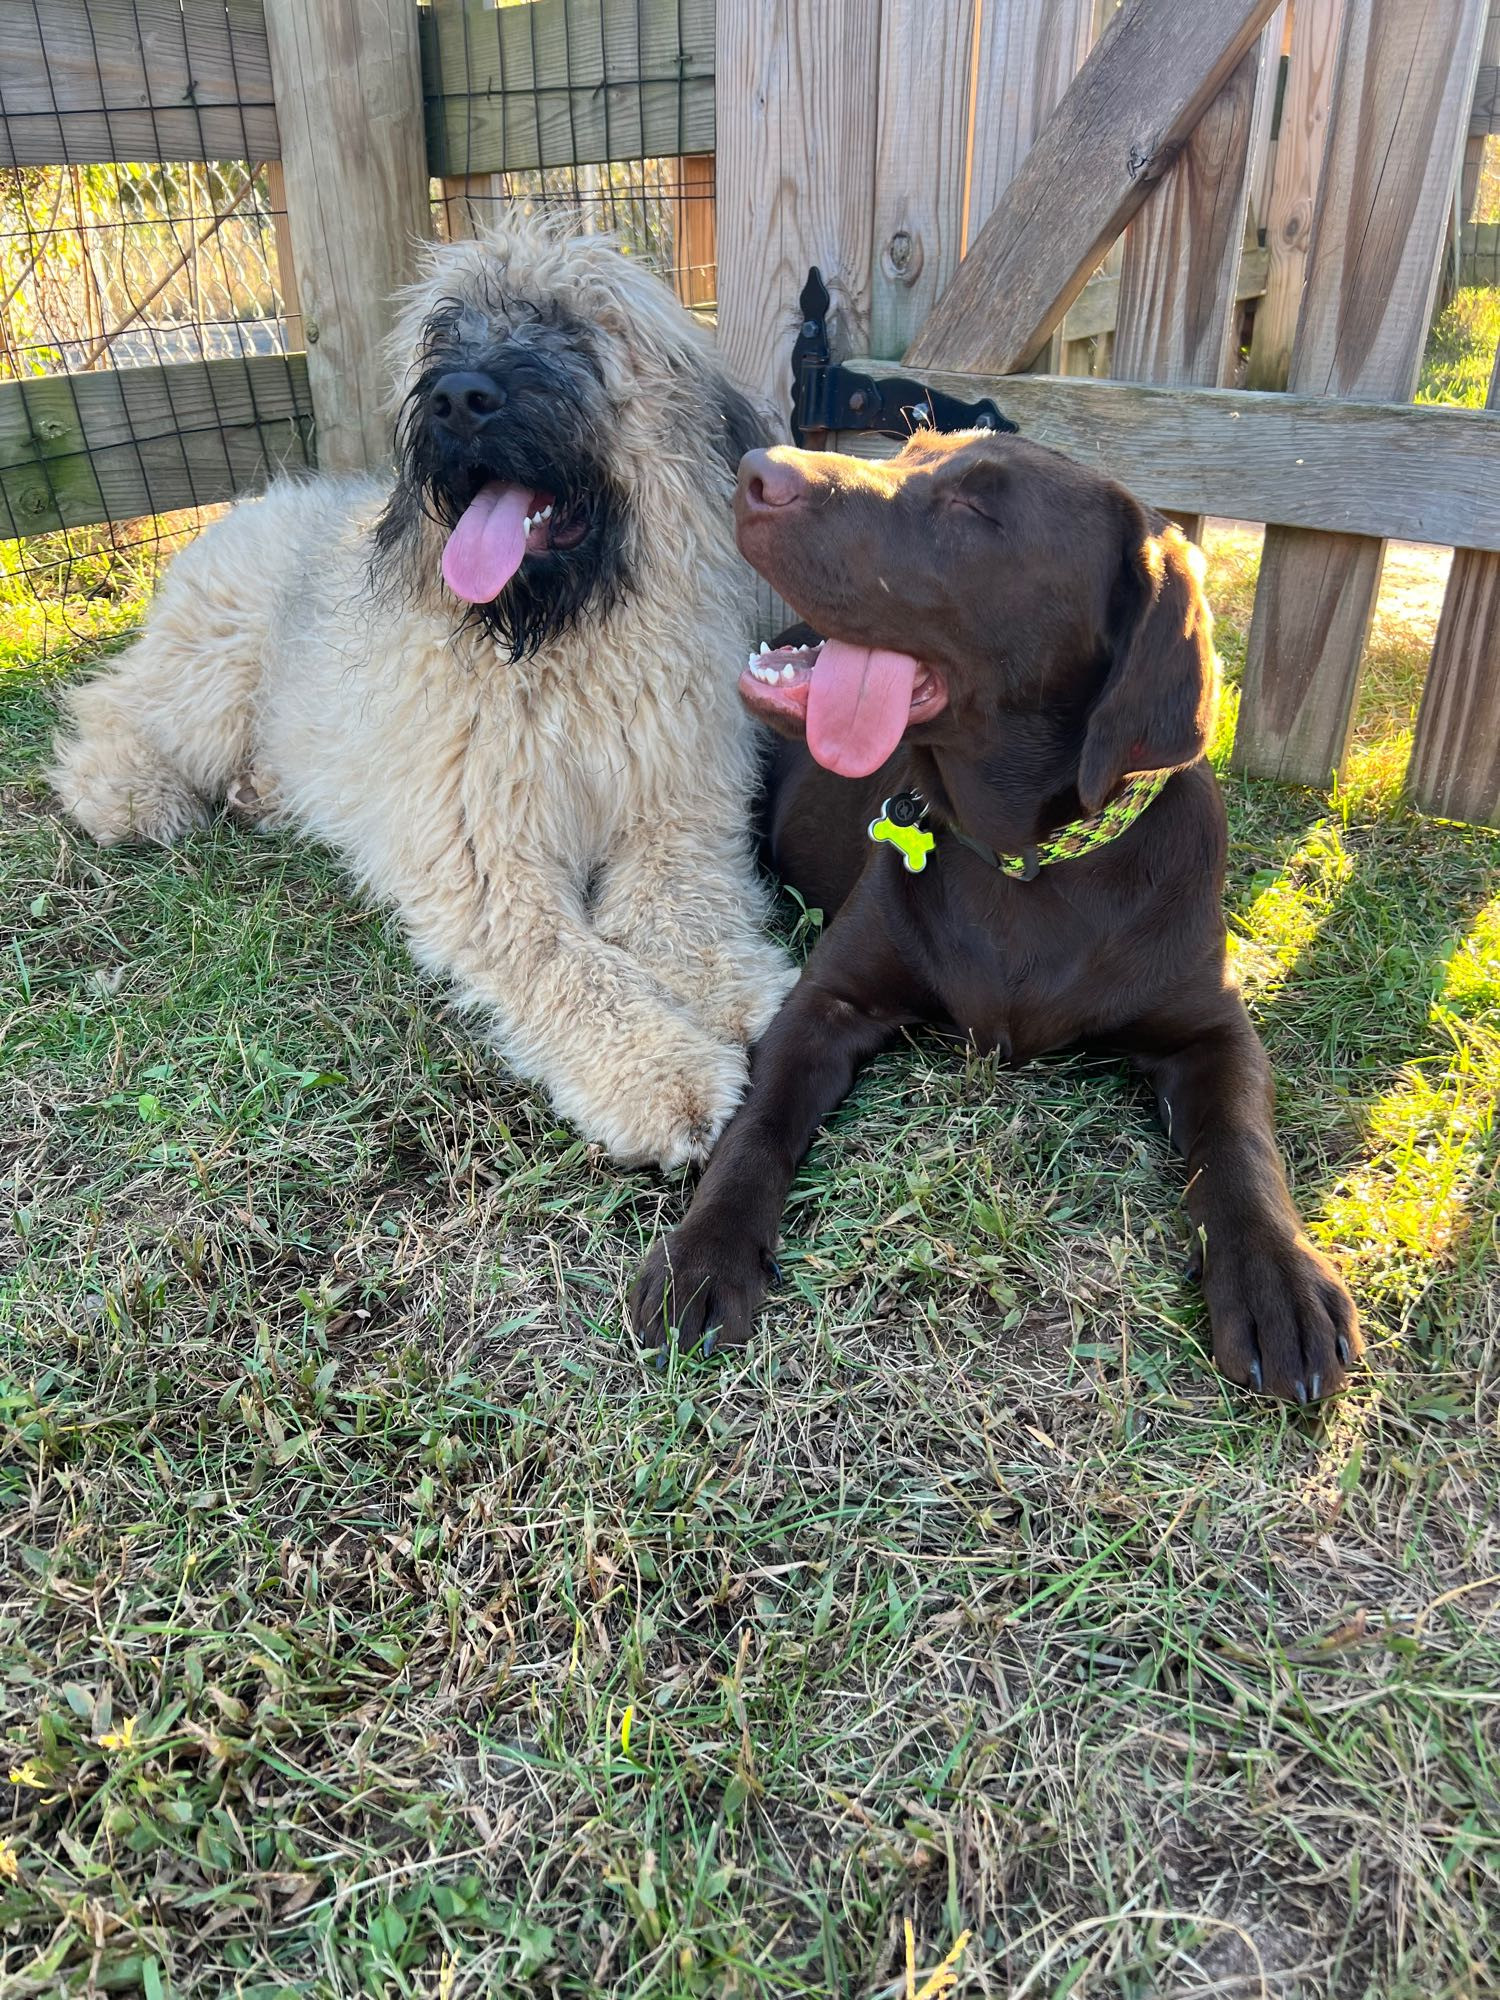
[789,268,1017,449]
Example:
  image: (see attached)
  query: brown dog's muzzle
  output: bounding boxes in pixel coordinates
[732,447,949,778]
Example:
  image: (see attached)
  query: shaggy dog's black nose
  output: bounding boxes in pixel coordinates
[430,370,506,437]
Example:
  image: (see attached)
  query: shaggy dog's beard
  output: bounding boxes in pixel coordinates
[372,345,632,662]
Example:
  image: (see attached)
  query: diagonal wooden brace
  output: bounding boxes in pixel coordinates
[904,0,1283,377]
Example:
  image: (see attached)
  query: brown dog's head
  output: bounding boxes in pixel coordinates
[734,432,1216,809]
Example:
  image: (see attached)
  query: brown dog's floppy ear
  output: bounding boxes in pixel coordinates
[1077,517,1217,813]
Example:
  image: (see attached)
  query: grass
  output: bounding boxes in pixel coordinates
[1416,287,1500,409]
[3,517,1499,2000]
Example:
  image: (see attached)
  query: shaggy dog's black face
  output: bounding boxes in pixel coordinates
[373,296,630,659]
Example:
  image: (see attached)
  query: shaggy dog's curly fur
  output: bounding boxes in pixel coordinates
[50,214,794,1169]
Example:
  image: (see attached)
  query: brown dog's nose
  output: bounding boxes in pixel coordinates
[738,447,810,513]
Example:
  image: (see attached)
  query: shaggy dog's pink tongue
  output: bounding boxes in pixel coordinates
[806,640,921,778]
[441,481,532,603]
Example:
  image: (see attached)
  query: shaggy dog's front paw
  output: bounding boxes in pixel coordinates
[696,945,799,1047]
[581,1030,748,1173]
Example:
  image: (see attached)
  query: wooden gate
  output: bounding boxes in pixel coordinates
[715,0,1500,826]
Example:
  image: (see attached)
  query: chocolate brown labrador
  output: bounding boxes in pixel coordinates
[631,432,1361,1404]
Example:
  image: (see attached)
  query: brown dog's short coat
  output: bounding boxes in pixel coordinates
[632,432,1360,1404]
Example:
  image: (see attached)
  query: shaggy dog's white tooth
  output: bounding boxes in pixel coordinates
[523,515,533,533]
[759,640,771,655]
[540,505,553,520]
[780,664,795,683]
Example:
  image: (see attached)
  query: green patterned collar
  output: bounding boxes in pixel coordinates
[867,768,1171,880]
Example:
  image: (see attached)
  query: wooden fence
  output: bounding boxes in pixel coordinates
[2,0,1499,823]
[717,0,1500,826]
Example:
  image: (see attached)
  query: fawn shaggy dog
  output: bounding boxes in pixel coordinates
[50,214,793,1169]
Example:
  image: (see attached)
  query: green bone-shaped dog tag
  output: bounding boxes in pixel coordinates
[868,794,935,873]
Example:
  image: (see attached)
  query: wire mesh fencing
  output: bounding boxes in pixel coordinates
[435,157,716,310]
[423,0,717,305]
[2,0,717,673]
[0,155,304,664]
[0,0,314,668]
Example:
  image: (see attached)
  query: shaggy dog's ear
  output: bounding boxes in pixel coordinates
[709,381,770,478]
[1078,516,1217,814]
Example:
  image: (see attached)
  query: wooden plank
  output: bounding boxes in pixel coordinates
[1234,0,1488,788]
[0,355,313,538]
[419,0,714,176]
[1461,220,1500,282]
[1113,35,1268,383]
[0,0,279,167]
[966,0,1095,242]
[672,154,716,310]
[1245,3,1291,233]
[1409,343,1500,826]
[1245,0,1345,391]
[1112,27,1276,541]
[867,0,975,361]
[715,0,881,419]
[264,0,431,475]
[438,174,506,242]
[843,364,1500,552]
[262,161,302,354]
[966,0,1096,374]
[904,0,1284,376]
[1461,5,1500,216]
[1062,245,1268,345]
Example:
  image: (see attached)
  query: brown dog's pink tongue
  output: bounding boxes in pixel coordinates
[806,640,921,778]
[441,481,531,603]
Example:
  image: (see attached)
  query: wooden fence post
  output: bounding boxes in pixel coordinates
[1232,0,1488,787]
[263,0,431,473]
[439,175,505,242]
[1408,341,1500,825]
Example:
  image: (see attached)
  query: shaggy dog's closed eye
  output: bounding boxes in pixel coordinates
[50,211,795,1171]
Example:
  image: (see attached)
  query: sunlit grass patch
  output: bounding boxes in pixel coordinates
[0,509,211,679]
[1316,897,1500,1299]
[1416,284,1500,409]
[1229,818,1354,1002]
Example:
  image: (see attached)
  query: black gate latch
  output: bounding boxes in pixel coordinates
[789,268,1017,449]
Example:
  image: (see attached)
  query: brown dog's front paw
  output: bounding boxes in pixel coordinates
[1204,1230,1362,1405]
[630,1226,776,1356]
